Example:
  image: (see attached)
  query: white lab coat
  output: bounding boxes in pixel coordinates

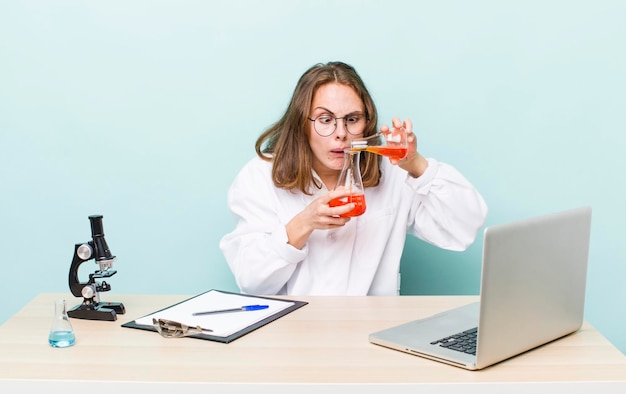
[219,156,487,296]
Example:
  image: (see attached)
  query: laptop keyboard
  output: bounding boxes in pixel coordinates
[430,327,478,355]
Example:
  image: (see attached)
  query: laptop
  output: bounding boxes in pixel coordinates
[369,206,592,370]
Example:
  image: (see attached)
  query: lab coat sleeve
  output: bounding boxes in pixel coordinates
[404,158,488,251]
[219,160,307,295]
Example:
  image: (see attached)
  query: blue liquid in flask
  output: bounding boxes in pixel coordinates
[49,330,76,348]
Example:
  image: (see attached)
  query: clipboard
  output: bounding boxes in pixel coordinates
[121,289,308,343]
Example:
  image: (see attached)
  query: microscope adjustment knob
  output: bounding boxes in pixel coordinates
[77,244,93,260]
[81,285,95,299]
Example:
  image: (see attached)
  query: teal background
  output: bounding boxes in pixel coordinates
[1,1,624,354]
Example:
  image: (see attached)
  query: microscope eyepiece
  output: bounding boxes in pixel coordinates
[89,215,105,236]
[88,215,115,262]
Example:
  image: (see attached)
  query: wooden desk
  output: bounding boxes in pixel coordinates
[1,293,625,393]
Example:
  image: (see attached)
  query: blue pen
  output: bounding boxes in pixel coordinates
[192,305,269,316]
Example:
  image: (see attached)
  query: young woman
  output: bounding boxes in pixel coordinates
[220,61,488,296]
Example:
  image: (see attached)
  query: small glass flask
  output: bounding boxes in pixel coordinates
[330,150,366,217]
[350,126,408,161]
[48,299,76,348]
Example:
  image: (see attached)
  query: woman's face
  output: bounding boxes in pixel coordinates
[308,83,366,182]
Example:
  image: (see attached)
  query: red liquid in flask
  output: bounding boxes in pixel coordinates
[329,194,366,217]
[365,146,408,161]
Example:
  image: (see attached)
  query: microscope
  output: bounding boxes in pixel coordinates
[67,215,125,321]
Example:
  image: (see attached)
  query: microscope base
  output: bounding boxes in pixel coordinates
[68,302,125,321]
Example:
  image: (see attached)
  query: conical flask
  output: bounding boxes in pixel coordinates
[350,127,408,161]
[48,299,76,348]
[330,150,366,217]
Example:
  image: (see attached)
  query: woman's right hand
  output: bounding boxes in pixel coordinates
[285,188,355,249]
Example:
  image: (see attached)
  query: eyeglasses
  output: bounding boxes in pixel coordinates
[308,113,368,137]
[152,318,213,338]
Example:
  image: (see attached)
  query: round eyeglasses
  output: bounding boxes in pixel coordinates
[308,113,368,137]
[152,318,213,338]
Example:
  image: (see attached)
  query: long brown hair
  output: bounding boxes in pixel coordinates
[255,61,381,195]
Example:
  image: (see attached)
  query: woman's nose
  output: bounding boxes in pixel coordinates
[334,120,348,139]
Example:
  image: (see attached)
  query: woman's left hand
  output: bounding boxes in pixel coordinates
[381,117,429,177]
